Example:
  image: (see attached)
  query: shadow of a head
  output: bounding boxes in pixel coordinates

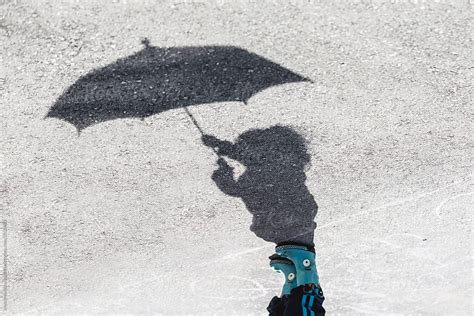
[233,125,311,169]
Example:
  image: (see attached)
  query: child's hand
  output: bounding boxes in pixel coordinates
[201,134,221,148]
[216,157,233,171]
[212,158,234,181]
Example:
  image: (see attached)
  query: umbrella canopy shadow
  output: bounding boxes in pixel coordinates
[202,125,318,248]
[46,39,311,131]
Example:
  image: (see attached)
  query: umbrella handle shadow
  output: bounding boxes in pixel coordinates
[183,107,220,157]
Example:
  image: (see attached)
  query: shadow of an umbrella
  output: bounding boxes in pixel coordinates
[47,39,311,131]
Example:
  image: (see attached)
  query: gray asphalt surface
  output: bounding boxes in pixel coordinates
[1,0,473,314]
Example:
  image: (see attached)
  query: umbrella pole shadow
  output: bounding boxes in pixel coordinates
[184,107,220,158]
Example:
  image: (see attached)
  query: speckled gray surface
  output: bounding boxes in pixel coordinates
[1,0,472,314]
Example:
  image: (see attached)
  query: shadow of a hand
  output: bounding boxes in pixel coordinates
[212,158,234,181]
